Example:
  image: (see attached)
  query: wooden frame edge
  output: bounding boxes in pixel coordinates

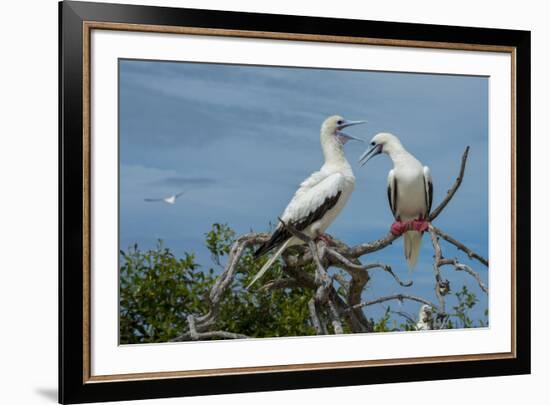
[81,20,518,385]
[84,21,516,53]
[86,352,515,384]
[510,47,517,358]
[82,19,92,384]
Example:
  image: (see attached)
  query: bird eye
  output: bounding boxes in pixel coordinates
[337,120,343,125]
[371,141,375,146]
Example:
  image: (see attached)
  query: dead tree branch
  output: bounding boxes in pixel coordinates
[428,226,450,314]
[326,248,413,287]
[428,146,470,221]
[259,278,299,292]
[433,226,489,267]
[429,224,488,295]
[347,294,437,312]
[172,146,488,340]
[171,315,249,342]
[172,330,250,342]
[439,258,488,293]
[328,299,344,334]
[277,218,332,303]
[308,298,327,335]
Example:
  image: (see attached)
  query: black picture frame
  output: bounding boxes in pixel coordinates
[59,1,531,403]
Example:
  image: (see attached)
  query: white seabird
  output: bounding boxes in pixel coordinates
[359,133,433,269]
[416,304,433,330]
[248,115,366,289]
[144,191,185,205]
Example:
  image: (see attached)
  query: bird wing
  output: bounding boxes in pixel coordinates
[254,171,345,258]
[423,166,433,218]
[387,169,398,219]
[174,191,186,199]
[144,197,164,202]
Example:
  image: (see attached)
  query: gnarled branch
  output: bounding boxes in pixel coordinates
[433,226,488,267]
[173,146,487,340]
[347,294,437,312]
[428,225,451,314]
[172,330,250,342]
[439,258,488,293]
[429,146,470,221]
[326,248,413,288]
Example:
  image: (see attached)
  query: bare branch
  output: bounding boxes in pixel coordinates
[194,233,270,330]
[258,278,298,292]
[439,258,488,293]
[277,218,331,303]
[428,226,450,313]
[308,298,327,335]
[391,310,417,326]
[326,248,412,287]
[172,330,249,342]
[438,314,451,330]
[328,299,344,334]
[433,226,489,267]
[332,271,350,289]
[330,289,372,333]
[429,146,470,221]
[210,233,268,305]
[347,294,437,312]
[172,146,486,340]
[324,248,372,329]
[349,232,399,258]
[187,314,198,340]
[170,314,250,342]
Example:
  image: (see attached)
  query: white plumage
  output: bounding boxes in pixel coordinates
[144,191,185,205]
[416,304,433,330]
[281,171,351,237]
[359,133,433,269]
[248,115,366,289]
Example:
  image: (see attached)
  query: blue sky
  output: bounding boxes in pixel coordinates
[119,59,489,327]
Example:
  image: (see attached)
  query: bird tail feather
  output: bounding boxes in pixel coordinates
[246,239,292,290]
[403,231,423,270]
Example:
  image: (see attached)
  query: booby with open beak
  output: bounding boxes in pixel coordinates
[359,132,433,269]
[248,115,366,289]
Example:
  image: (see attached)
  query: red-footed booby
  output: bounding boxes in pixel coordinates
[359,133,433,269]
[248,115,366,289]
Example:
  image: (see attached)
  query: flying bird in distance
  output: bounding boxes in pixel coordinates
[359,133,433,269]
[247,115,367,289]
[144,191,185,205]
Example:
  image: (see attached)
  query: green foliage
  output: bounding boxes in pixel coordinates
[479,309,489,327]
[215,250,316,337]
[372,307,393,332]
[209,224,316,337]
[120,224,315,344]
[451,285,479,328]
[368,284,487,332]
[119,241,212,344]
[119,224,488,344]
[206,223,236,266]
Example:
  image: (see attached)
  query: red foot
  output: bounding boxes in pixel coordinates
[412,219,429,233]
[390,221,407,236]
[316,233,334,245]
[390,219,429,236]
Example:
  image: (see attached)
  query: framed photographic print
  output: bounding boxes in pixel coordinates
[59,0,531,403]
